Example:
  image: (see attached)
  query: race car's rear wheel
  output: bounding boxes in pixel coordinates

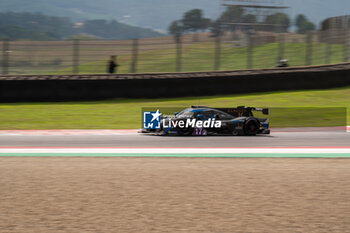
[244,119,259,136]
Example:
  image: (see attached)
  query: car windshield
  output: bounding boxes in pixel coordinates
[177,109,195,118]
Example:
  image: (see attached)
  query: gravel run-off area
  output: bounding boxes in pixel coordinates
[0,157,350,233]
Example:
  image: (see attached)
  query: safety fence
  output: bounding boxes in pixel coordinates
[1,30,349,75]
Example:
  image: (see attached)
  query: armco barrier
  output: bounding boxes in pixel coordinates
[0,63,350,102]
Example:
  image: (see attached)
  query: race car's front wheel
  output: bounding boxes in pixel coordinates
[232,129,239,136]
[244,119,259,136]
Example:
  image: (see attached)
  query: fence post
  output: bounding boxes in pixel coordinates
[73,39,80,74]
[344,30,350,63]
[130,39,139,73]
[2,39,9,75]
[247,32,254,69]
[214,36,221,71]
[305,32,313,66]
[176,36,182,72]
[325,30,332,64]
[277,33,285,62]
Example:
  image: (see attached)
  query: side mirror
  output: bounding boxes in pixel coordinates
[174,112,178,116]
[215,114,220,119]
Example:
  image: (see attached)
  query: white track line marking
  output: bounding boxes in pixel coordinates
[1,148,350,154]
[0,129,139,136]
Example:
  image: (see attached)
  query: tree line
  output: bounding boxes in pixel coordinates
[169,6,316,39]
[0,12,162,40]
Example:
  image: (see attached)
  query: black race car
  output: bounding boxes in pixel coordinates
[142,106,270,136]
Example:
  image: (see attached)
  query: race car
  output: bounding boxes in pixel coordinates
[142,106,270,136]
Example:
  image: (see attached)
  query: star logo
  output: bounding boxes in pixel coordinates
[143,110,162,129]
[151,109,161,122]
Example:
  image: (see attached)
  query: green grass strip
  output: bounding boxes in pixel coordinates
[0,86,349,129]
[1,153,350,158]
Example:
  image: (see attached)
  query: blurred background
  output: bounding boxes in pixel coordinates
[0,0,349,75]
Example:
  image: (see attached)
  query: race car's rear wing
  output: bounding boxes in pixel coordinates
[253,107,270,115]
[192,106,269,117]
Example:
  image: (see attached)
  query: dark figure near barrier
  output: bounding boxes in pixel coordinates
[277,59,289,68]
[108,55,119,74]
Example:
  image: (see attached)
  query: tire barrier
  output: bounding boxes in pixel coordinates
[0,63,349,102]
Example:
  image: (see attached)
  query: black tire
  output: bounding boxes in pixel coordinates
[244,118,259,136]
[232,129,239,136]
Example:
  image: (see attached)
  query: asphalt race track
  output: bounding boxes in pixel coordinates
[0,131,349,147]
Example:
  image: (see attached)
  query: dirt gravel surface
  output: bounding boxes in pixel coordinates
[0,158,350,233]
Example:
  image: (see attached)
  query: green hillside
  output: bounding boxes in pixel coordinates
[0,12,162,40]
[1,0,350,30]
[0,0,220,30]
[48,41,344,75]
